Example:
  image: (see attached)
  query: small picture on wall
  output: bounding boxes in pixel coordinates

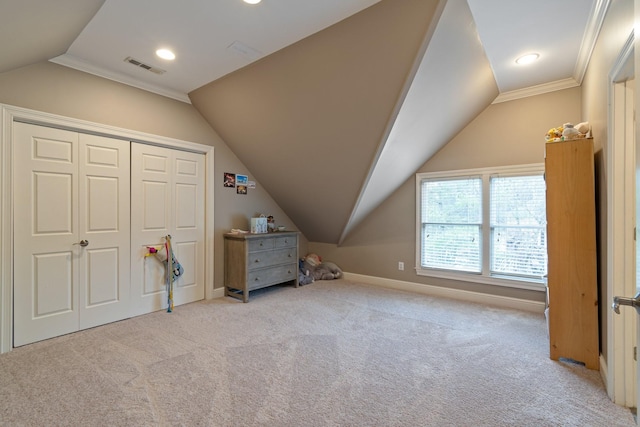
[248,181,256,189]
[224,172,236,188]
[236,174,248,185]
[237,185,247,195]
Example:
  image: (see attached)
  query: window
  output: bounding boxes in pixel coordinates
[416,165,547,290]
[420,177,482,273]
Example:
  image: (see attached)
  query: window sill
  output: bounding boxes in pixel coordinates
[415,268,546,292]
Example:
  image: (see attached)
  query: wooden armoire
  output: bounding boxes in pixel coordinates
[545,138,599,370]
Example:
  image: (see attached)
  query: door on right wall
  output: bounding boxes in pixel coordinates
[130,143,205,316]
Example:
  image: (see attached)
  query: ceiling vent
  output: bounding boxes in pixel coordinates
[123,56,166,75]
[227,41,262,61]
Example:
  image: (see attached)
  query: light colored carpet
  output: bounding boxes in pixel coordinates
[0,279,635,426]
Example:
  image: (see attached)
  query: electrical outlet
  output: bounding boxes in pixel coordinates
[398,261,404,271]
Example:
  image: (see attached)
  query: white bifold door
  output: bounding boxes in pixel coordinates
[130,143,205,316]
[13,123,131,346]
[13,124,206,347]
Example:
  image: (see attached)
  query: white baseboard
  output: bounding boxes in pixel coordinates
[343,272,546,313]
[210,287,226,299]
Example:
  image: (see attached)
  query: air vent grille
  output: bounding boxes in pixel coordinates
[123,56,166,75]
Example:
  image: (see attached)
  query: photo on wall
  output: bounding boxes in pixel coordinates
[223,172,236,188]
[236,174,248,185]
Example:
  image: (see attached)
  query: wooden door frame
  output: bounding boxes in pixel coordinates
[0,104,216,353]
[606,31,636,406]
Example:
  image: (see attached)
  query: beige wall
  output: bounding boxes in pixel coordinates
[0,61,306,290]
[190,0,439,244]
[579,0,634,366]
[310,87,582,303]
[421,88,582,172]
[0,0,630,338]
[312,0,636,368]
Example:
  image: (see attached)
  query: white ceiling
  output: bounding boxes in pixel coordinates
[51,0,383,102]
[468,0,600,95]
[0,0,607,243]
[38,0,602,104]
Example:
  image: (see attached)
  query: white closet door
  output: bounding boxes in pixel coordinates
[13,124,131,346]
[130,143,205,316]
[78,133,131,329]
[172,149,206,306]
[14,124,80,346]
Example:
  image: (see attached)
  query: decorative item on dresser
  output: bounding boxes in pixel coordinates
[224,231,299,302]
[545,137,599,370]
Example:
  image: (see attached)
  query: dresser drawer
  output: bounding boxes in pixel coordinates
[248,247,296,270]
[274,235,296,249]
[247,264,297,291]
[248,238,275,252]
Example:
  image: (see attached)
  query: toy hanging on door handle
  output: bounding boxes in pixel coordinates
[147,239,184,280]
[146,235,183,312]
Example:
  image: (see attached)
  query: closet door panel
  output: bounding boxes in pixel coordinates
[78,134,131,329]
[130,144,172,316]
[143,181,170,230]
[85,248,119,305]
[173,240,197,289]
[140,174,167,298]
[13,123,80,346]
[172,151,205,306]
[130,143,204,315]
[33,253,74,315]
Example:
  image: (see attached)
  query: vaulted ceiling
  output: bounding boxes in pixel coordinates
[0,0,603,243]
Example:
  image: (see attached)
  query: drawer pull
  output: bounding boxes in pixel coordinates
[254,259,260,263]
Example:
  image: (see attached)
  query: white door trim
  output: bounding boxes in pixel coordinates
[605,30,636,406]
[0,104,215,353]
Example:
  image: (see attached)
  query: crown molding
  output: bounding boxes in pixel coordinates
[493,0,610,104]
[49,54,191,104]
[492,78,580,104]
[573,0,611,84]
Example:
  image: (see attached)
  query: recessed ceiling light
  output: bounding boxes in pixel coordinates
[243,0,262,4]
[156,49,176,60]
[515,53,539,65]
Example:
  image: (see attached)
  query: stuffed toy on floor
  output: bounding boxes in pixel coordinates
[302,253,343,281]
[298,259,315,286]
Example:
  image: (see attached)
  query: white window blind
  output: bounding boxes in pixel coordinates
[416,164,547,289]
[421,177,482,272]
[490,174,547,279]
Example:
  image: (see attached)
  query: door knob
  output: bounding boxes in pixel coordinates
[612,292,640,315]
[74,240,89,247]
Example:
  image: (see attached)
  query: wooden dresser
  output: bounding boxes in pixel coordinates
[545,138,599,370]
[224,231,299,302]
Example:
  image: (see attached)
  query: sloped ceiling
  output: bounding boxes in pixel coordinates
[190,0,442,242]
[190,0,495,243]
[0,0,105,74]
[0,0,602,245]
[341,0,498,243]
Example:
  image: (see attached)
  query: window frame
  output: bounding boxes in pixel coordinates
[415,164,546,291]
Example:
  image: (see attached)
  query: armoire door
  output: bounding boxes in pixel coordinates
[13,123,131,346]
[130,143,205,316]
